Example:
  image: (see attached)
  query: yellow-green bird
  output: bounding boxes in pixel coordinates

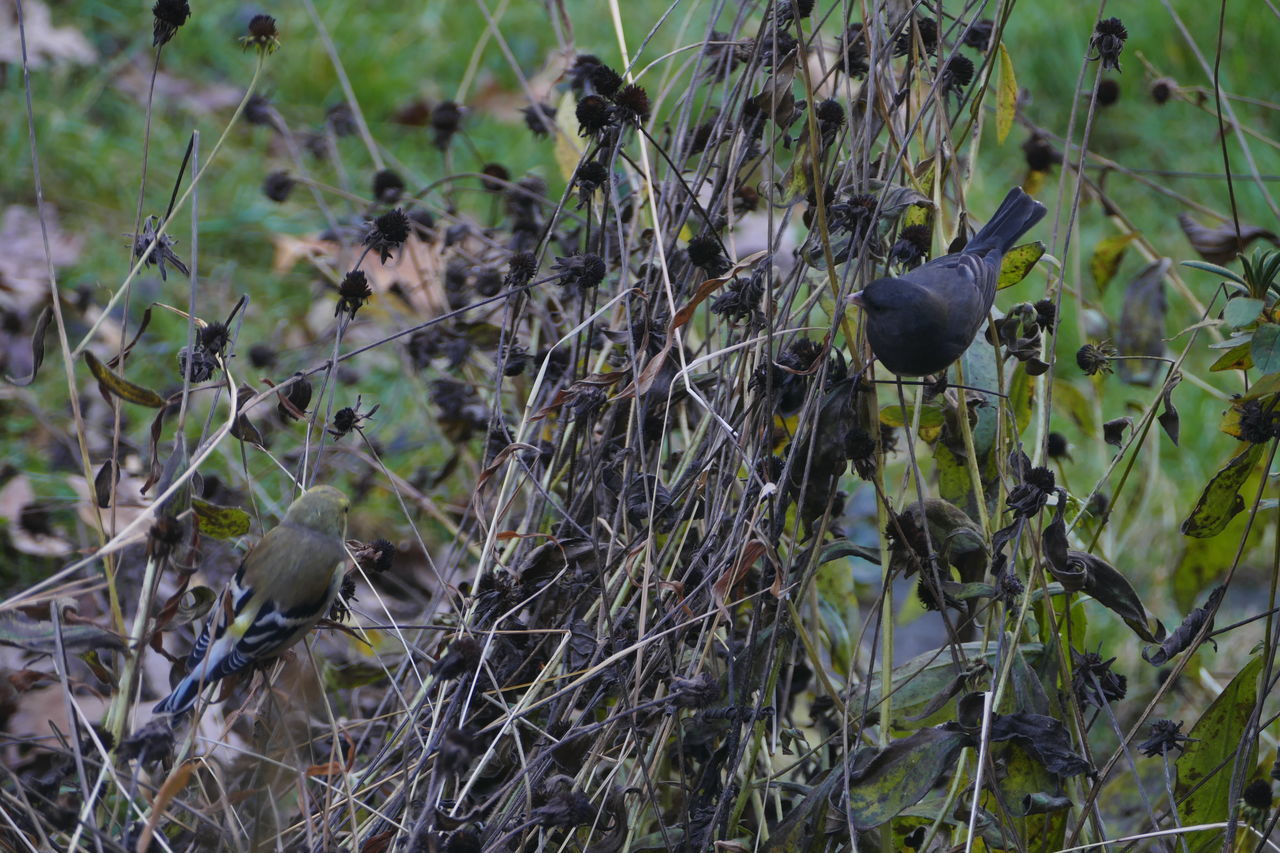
[154,485,350,715]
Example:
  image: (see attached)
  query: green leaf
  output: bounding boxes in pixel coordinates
[323,660,388,689]
[1180,443,1266,537]
[847,726,972,829]
[1175,654,1263,849]
[1209,341,1252,372]
[879,404,944,430]
[1182,259,1248,286]
[1116,259,1169,386]
[1052,378,1097,437]
[995,43,1018,145]
[858,642,1043,727]
[1089,232,1137,292]
[997,241,1045,289]
[84,351,166,408]
[191,498,252,539]
[820,538,880,565]
[1223,297,1265,329]
[1249,323,1280,374]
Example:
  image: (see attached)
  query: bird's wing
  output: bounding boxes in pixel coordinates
[241,522,348,604]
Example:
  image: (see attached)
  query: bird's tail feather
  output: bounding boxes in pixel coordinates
[153,674,202,715]
[967,187,1047,255]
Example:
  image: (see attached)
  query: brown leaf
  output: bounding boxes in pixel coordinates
[84,351,166,407]
[4,305,52,386]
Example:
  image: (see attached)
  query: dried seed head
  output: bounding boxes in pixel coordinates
[589,64,624,97]
[240,14,280,54]
[505,251,538,288]
[1076,341,1117,376]
[575,94,614,137]
[521,102,557,137]
[1090,17,1128,71]
[962,18,994,51]
[372,169,405,203]
[431,101,464,151]
[613,84,651,124]
[363,208,411,263]
[1096,78,1120,106]
[152,0,191,47]
[480,163,510,194]
[1150,77,1175,105]
[336,270,372,319]
[1022,133,1061,172]
[262,170,295,203]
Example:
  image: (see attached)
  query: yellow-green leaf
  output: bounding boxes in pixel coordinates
[84,351,166,408]
[995,42,1018,145]
[192,498,252,539]
[997,241,1046,289]
[553,89,583,183]
[1180,443,1265,537]
[1209,341,1252,372]
[1089,232,1138,293]
[1175,654,1262,849]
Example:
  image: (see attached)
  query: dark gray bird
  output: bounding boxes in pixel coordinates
[851,187,1046,377]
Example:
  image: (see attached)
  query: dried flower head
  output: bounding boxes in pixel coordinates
[1047,432,1070,460]
[244,93,276,127]
[152,0,190,47]
[1090,17,1128,71]
[326,103,357,137]
[962,19,994,51]
[1096,78,1120,106]
[1071,648,1127,707]
[373,169,406,203]
[363,208,410,263]
[815,98,845,145]
[575,94,614,137]
[551,253,607,289]
[895,17,939,56]
[1138,719,1192,756]
[1007,466,1055,518]
[1076,341,1117,376]
[431,101,464,150]
[240,14,280,54]
[589,64,624,97]
[336,270,373,319]
[613,84,651,125]
[1150,77,1175,105]
[687,234,731,276]
[890,224,932,268]
[505,251,538,288]
[574,159,609,206]
[128,215,188,281]
[567,54,603,95]
[262,170,294,203]
[936,55,975,95]
[840,25,869,77]
[329,397,379,438]
[1022,133,1061,172]
[480,162,510,194]
[522,102,557,137]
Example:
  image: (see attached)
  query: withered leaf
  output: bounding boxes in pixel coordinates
[84,351,166,408]
[1103,417,1132,448]
[4,305,52,387]
[1181,443,1265,537]
[988,712,1090,777]
[1143,585,1225,665]
[1116,259,1169,386]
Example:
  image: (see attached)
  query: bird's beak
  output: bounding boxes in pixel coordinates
[848,291,866,310]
